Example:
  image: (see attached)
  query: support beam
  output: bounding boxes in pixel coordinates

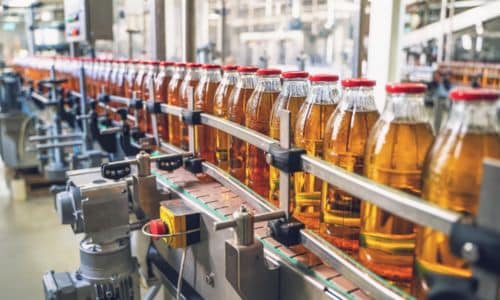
[148,0,166,60]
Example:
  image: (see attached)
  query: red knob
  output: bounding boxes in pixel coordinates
[71,28,80,36]
[149,219,166,240]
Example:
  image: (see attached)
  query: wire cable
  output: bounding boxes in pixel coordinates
[177,247,188,300]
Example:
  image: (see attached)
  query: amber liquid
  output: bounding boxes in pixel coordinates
[359,121,434,290]
[134,70,147,132]
[168,77,185,147]
[214,84,235,171]
[320,110,379,254]
[268,95,306,207]
[228,88,254,182]
[294,103,335,230]
[414,131,500,299]
[246,91,280,198]
[143,72,156,134]
[194,82,219,163]
[178,79,199,150]
[155,74,171,141]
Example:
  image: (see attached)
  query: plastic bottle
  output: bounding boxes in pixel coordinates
[167,62,187,148]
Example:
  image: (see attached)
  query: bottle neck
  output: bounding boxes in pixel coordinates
[160,66,174,77]
[173,67,186,80]
[236,72,257,89]
[255,75,281,93]
[306,81,339,104]
[221,70,238,86]
[381,93,429,123]
[338,86,377,112]
[184,68,200,81]
[282,78,308,97]
[201,69,221,83]
[445,100,499,134]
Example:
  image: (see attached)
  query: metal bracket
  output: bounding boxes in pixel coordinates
[146,101,162,114]
[181,109,202,125]
[266,143,306,173]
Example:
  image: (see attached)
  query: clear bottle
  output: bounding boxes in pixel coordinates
[167,63,187,147]
[414,89,500,299]
[214,65,239,171]
[359,83,434,291]
[227,66,258,182]
[294,74,339,230]
[246,69,282,198]
[269,71,309,207]
[194,64,222,165]
[320,78,379,255]
[155,61,175,141]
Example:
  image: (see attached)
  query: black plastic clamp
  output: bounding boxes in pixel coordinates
[267,143,306,173]
[426,272,477,300]
[98,93,110,104]
[449,219,500,275]
[146,101,162,114]
[181,109,202,125]
[117,108,129,121]
[183,156,204,174]
[268,218,305,247]
[101,161,132,180]
[156,154,184,172]
[129,98,143,110]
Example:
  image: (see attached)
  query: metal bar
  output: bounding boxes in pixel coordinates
[474,159,500,299]
[160,103,183,118]
[278,110,291,219]
[301,155,460,234]
[31,92,53,105]
[300,230,405,300]
[78,65,91,152]
[182,0,196,62]
[201,114,277,152]
[148,0,166,60]
[36,141,83,151]
[109,95,131,106]
[29,133,82,142]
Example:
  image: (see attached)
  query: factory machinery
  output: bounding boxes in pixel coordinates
[5,61,491,300]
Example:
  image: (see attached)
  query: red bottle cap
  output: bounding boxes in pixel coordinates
[309,74,339,82]
[282,71,309,79]
[174,62,186,67]
[149,60,160,65]
[222,65,238,71]
[341,78,376,87]
[159,61,175,66]
[449,89,499,102]
[202,63,221,69]
[256,68,281,76]
[385,83,427,94]
[237,66,259,73]
[186,62,202,68]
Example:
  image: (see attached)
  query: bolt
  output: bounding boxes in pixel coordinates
[205,272,215,287]
[265,153,272,165]
[105,291,113,298]
[461,242,479,263]
[240,205,247,213]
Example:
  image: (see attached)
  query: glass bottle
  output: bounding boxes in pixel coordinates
[101,59,113,94]
[269,71,309,207]
[246,69,282,198]
[179,63,202,150]
[143,61,159,133]
[359,83,434,291]
[214,65,239,171]
[109,59,120,96]
[124,60,138,98]
[294,74,339,230]
[414,89,500,299]
[155,61,175,141]
[115,59,127,97]
[134,61,148,132]
[194,64,221,165]
[227,66,258,182]
[320,78,379,255]
[167,62,187,147]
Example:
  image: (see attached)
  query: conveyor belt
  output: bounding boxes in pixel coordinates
[152,167,373,300]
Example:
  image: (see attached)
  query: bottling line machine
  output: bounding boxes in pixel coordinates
[31,65,500,300]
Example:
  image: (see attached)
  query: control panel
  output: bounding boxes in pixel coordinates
[64,0,113,43]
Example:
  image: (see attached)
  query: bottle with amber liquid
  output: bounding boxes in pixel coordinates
[227,66,258,182]
[124,60,138,98]
[167,63,187,147]
[294,74,339,230]
[214,65,239,171]
[134,61,148,132]
[194,64,221,164]
[359,83,434,291]
[320,78,379,255]
[109,59,119,95]
[269,71,309,207]
[413,89,500,299]
[143,61,159,134]
[179,63,202,150]
[155,61,175,141]
[246,69,282,198]
[101,59,113,94]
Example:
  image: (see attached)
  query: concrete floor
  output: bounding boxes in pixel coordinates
[0,160,80,299]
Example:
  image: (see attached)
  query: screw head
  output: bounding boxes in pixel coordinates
[205,272,215,287]
[461,242,479,263]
